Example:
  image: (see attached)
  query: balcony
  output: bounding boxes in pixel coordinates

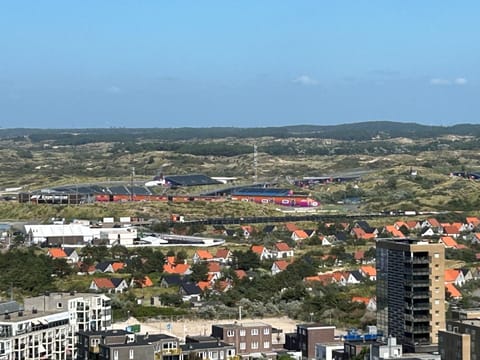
[161,348,182,355]
[405,257,429,264]
[405,325,430,334]
[405,303,430,310]
[405,314,429,322]
[405,291,430,299]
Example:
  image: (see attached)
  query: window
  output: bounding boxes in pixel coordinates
[251,328,259,336]
[239,330,246,337]
[57,302,63,308]
[263,341,270,348]
[227,330,234,337]
[240,343,246,350]
[251,342,259,350]
[129,349,134,359]
[434,253,440,258]
[114,350,119,360]
[263,328,270,335]
[434,299,440,305]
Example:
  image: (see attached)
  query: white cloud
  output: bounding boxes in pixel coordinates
[430,77,468,86]
[106,85,121,94]
[430,78,451,85]
[293,75,318,86]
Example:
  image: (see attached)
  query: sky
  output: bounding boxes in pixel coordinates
[0,1,478,128]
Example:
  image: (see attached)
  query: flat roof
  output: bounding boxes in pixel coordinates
[164,174,221,187]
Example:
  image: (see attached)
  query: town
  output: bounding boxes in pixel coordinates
[0,211,479,359]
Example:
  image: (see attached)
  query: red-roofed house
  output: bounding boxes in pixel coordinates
[351,296,377,311]
[332,271,348,286]
[207,262,222,279]
[360,265,377,281]
[443,225,461,239]
[163,262,191,275]
[251,245,270,260]
[234,269,248,280]
[89,278,128,293]
[285,223,299,232]
[383,225,405,238]
[439,236,460,249]
[241,226,255,238]
[273,242,294,258]
[48,248,67,259]
[304,274,334,286]
[111,262,125,273]
[197,281,211,291]
[466,217,480,230]
[350,228,377,241]
[271,260,290,275]
[444,269,465,287]
[421,218,443,232]
[131,276,154,288]
[214,248,232,264]
[291,230,309,241]
[354,250,365,263]
[192,249,214,264]
[445,283,462,299]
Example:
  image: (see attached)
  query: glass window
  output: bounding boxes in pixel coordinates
[252,342,258,349]
[227,330,234,337]
[263,328,270,335]
[129,349,134,359]
[239,330,246,337]
[251,329,259,336]
[240,343,246,350]
[263,341,270,348]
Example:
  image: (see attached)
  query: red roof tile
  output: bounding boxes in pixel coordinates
[48,248,67,258]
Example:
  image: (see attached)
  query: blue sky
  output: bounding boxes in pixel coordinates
[0,1,478,128]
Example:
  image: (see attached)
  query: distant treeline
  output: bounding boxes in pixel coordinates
[3,121,480,144]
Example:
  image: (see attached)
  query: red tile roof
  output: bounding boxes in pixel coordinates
[285,223,299,232]
[446,283,462,299]
[292,230,309,239]
[215,248,231,259]
[251,245,265,255]
[444,269,461,283]
[439,236,459,249]
[208,262,222,273]
[384,225,405,238]
[354,250,365,260]
[427,218,441,228]
[273,260,290,271]
[163,263,190,274]
[275,242,291,251]
[443,225,460,235]
[351,296,370,305]
[360,265,377,277]
[234,269,247,280]
[304,274,333,286]
[195,250,213,260]
[93,278,115,289]
[111,262,125,272]
[48,248,67,258]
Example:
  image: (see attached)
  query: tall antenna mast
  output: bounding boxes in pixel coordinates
[130,166,135,201]
[253,144,258,183]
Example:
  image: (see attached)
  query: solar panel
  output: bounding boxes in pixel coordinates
[164,174,221,186]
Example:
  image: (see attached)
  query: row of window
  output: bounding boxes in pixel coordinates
[239,341,270,350]
[226,328,270,337]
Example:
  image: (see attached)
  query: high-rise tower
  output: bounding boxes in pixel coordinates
[376,238,445,352]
